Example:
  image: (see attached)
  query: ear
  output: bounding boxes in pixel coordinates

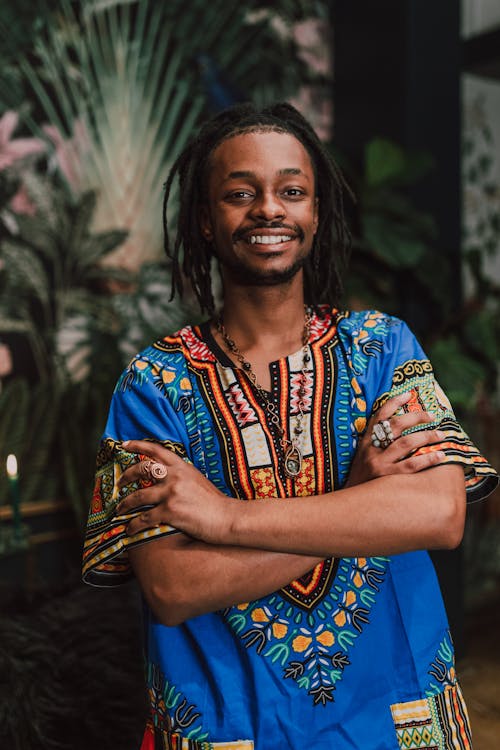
[313,197,319,234]
[199,205,213,241]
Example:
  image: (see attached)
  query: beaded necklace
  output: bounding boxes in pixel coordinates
[216,307,312,478]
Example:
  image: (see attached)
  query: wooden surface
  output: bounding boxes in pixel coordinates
[0,498,68,520]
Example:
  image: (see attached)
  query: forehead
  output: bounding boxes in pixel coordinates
[207,130,315,180]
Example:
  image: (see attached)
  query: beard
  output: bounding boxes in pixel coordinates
[221,250,310,287]
[215,220,311,287]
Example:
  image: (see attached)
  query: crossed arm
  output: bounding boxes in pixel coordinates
[120,395,466,626]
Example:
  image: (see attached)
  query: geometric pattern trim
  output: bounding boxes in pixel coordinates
[391,684,472,750]
[140,722,254,750]
[372,359,498,503]
[143,663,253,750]
[82,436,184,585]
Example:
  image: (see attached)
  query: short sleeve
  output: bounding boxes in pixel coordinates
[82,351,192,587]
[339,311,498,503]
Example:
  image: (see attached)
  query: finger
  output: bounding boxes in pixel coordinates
[116,485,164,515]
[384,428,445,459]
[391,450,447,474]
[117,459,168,489]
[389,411,435,439]
[371,392,412,424]
[121,440,175,463]
[127,508,170,536]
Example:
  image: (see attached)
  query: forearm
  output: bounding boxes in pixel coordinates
[129,535,321,626]
[221,466,466,557]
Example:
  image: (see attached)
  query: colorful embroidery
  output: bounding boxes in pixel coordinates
[144,664,256,749]
[371,357,497,501]
[338,310,395,376]
[426,631,457,696]
[82,307,496,746]
[391,684,472,750]
[82,437,183,584]
[147,664,208,742]
[141,724,254,750]
[223,556,388,706]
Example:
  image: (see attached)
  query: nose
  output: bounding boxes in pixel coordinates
[250,190,286,221]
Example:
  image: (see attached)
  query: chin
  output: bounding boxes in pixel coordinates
[224,255,309,287]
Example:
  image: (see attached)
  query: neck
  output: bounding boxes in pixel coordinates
[219,275,307,350]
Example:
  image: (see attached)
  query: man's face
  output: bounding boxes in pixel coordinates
[200,130,319,287]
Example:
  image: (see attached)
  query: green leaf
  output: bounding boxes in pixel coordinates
[1,241,50,309]
[365,139,434,187]
[79,230,129,267]
[428,338,486,410]
[66,190,98,259]
[362,214,429,268]
[365,140,406,187]
[464,309,500,363]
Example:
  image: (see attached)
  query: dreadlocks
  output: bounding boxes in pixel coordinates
[163,102,352,315]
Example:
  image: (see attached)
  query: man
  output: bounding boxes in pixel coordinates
[83,103,497,750]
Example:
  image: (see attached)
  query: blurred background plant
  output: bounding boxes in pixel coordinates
[0,0,498,536]
[334,97,500,607]
[0,2,499,748]
[338,132,499,415]
[0,0,332,525]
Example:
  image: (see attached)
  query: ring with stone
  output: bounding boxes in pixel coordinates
[141,459,168,482]
[370,419,394,449]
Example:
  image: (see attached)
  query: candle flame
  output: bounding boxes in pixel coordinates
[6,454,18,478]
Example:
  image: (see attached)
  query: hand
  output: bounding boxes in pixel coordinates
[345,392,446,487]
[115,440,232,543]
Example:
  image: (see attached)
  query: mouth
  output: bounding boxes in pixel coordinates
[247,234,294,246]
[233,225,303,247]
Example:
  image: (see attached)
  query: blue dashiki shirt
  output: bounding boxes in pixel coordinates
[83,308,498,750]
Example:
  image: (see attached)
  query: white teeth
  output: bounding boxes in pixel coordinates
[249,235,292,245]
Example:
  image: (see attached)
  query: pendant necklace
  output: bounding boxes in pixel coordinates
[216,307,312,479]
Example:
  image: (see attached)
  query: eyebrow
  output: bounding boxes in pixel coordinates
[226,167,306,179]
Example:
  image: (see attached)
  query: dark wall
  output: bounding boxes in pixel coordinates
[332,0,462,318]
[331,0,464,654]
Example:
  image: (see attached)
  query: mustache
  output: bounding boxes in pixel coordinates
[232,222,305,243]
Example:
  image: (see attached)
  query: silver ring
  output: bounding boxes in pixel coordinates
[141,460,168,482]
[371,419,394,449]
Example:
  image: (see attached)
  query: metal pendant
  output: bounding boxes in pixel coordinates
[284,445,302,478]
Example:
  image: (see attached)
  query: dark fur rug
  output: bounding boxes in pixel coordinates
[0,577,148,749]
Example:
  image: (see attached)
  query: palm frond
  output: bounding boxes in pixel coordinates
[12,0,325,272]
[1,241,51,311]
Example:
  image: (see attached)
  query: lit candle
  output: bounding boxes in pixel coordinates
[6,454,22,540]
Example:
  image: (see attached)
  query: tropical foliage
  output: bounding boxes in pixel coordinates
[1,0,330,271]
[0,0,498,530]
[339,135,499,414]
[0,0,332,523]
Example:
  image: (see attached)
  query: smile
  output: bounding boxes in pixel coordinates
[248,235,293,245]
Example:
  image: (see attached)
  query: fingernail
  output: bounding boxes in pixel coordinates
[121,440,130,447]
[436,450,446,460]
[436,430,445,439]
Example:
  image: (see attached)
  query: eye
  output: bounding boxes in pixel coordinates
[283,187,306,198]
[225,190,254,202]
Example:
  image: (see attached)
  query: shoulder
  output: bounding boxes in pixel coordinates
[336,309,403,336]
[336,309,407,349]
[115,323,212,393]
[335,310,416,375]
